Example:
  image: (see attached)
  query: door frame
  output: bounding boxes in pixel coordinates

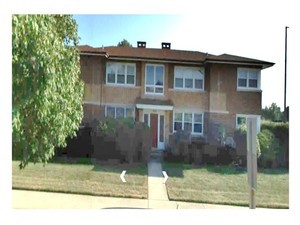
[143,109,165,150]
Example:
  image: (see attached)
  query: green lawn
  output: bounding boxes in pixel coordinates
[12,160,148,199]
[163,163,289,208]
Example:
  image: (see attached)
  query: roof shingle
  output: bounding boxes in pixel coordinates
[77,45,274,69]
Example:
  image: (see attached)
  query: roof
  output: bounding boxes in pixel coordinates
[77,45,274,69]
[77,45,106,56]
[101,46,211,64]
[206,54,274,69]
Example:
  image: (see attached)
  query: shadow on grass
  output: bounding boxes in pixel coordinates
[163,161,288,177]
[162,162,195,178]
[91,161,147,176]
[50,156,148,176]
[162,162,247,178]
[258,168,289,175]
[205,165,247,174]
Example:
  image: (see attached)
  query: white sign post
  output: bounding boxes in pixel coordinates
[247,117,257,209]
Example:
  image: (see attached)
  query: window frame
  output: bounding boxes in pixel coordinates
[237,68,261,91]
[174,66,205,91]
[106,62,136,86]
[105,105,135,119]
[145,64,165,95]
[236,114,261,133]
[173,111,204,135]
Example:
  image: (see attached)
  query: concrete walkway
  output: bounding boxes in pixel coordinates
[147,150,169,206]
[13,190,245,209]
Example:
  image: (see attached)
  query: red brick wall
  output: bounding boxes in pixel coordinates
[208,64,262,115]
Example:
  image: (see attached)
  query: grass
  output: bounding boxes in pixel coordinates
[163,162,289,208]
[12,160,148,199]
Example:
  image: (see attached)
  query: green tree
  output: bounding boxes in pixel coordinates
[12,15,84,168]
[117,38,133,47]
[262,103,283,122]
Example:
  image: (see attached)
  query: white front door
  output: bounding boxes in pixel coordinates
[143,110,165,150]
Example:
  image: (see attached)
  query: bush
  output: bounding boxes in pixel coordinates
[91,118,151,163]
[261,120,289,167]
[258,129,282,167]
[234,124,261,158]
[261,121,288,135]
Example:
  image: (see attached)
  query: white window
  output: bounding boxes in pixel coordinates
[236,114,261,133]
[174,66,204,91]
[237,68,261,90]
[105,105,135,119]
[106,62,136,86]
[145,64,164,95]
[173,112,203,135]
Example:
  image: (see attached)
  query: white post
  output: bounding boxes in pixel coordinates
[247,117,257,209]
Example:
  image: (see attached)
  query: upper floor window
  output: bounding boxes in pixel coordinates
[174,66,204,91]
[106,62,136,86]
[145,64,164,95]
[237,68,261,91]
[173,111,203,135]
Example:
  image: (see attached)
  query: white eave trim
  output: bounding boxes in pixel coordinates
[136,104,173,111]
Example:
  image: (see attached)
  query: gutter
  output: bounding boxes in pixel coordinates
[204,59,275,69]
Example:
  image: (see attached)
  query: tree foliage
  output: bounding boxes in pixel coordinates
[117,38,133,47]
[12,15,84,168]
[262,103,283,122]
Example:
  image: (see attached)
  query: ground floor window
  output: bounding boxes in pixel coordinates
[105,105,135,119]
[236,114,261,133]
[173,111,203,135]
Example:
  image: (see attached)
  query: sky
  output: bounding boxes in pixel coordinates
[73,10,298,110]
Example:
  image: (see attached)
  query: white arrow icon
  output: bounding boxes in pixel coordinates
[162,171,168,184]
[120,170,126,183]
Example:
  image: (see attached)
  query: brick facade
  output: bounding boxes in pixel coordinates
[79,45,273,147]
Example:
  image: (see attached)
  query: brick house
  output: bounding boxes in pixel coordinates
[78,42,274,150]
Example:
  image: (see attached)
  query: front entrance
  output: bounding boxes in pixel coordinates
[143,110,165,150]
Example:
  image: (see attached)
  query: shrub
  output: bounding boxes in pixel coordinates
[91,118,150,163]
[258,129,282,166]
[235,124,261,158]
[261,120,288,167]
[261,120,288,135]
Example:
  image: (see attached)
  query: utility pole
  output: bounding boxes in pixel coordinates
[284,26,289,122]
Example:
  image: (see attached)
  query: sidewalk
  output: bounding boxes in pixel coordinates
[147,150,169,206]
[12,190,245,209]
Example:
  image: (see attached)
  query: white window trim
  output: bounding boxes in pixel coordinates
[237,68,261,91]
[173,111,204,135]
[174,66,205,91]
[105,105,135,119]
[236,114,261,133]
[145,64,165,95]
[106,62,136,86]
